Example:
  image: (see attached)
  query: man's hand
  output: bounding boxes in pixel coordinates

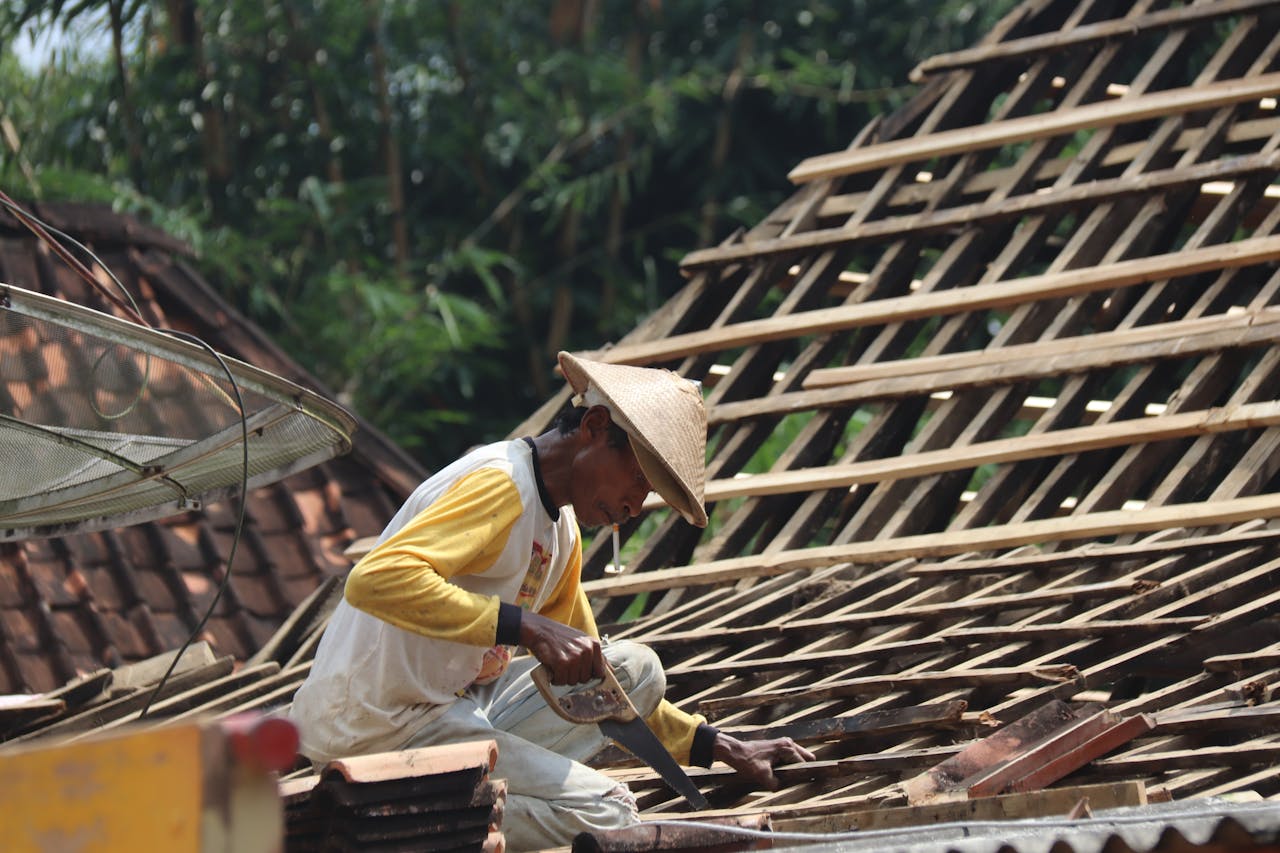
[712,733,815,790]
[519,611,606,685]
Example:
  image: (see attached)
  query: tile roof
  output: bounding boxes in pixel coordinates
[10,1,1280,850]
[0,201,420,695]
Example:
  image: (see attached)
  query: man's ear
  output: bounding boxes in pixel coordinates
[579,405,613,440]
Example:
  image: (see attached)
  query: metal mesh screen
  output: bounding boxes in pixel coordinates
[0,283,357,540]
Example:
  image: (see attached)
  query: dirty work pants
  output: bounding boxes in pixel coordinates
[401,640,666,852]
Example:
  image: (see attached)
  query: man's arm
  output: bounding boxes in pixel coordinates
[518,610,606,685]
[712,733,816,790]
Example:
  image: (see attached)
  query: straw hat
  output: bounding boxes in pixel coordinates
[557,351,708,528]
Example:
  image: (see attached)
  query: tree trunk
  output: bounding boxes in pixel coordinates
[163,0,231,220]
[365,0,410,276]
[108,0,144,190]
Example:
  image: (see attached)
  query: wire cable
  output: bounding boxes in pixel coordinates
[0,192,250,719]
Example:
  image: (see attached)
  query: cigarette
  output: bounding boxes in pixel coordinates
[607,523,623,574]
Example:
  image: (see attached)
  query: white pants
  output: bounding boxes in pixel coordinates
[402,640,666,852]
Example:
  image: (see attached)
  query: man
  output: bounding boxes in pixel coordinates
[290,352,813,850]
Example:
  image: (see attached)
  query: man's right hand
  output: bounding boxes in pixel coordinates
[519,611,606,685]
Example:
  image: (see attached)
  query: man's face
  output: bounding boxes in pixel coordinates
[569,408,653,529]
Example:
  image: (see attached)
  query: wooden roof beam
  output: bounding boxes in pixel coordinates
[803,306,1279,390]
[604,233,1280,368]
[647,399,1280,509]
[910,0,1280,82]
[687,151,1280,271]
[583,491,1280,597]
[788,71,1280,184]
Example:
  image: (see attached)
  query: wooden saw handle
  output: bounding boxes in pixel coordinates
[531,661,638,724]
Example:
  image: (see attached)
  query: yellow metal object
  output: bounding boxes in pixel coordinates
[0,718,284,853]
[0,724,202,852]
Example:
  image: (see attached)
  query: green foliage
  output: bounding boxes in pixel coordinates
[1,0,1019,467]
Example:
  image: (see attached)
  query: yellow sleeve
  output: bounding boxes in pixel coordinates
[535,534,600,637]
[645,699,708,765]
[344,467,524,646]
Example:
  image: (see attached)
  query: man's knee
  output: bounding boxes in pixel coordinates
[604,640,666,715]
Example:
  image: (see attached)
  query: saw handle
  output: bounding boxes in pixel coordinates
[531,662,638,724]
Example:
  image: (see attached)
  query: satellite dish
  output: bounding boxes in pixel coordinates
[0,282,357,540]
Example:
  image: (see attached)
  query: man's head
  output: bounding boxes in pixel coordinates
[556,351,708,528]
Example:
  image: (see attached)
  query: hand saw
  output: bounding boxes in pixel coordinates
[531,663,709,810]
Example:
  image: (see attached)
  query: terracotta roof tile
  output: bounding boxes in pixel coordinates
[0,561,29,607]
[97,610,148,660]
[78,565,128,610]
[0,205,417,692]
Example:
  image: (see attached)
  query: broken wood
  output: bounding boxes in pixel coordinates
[900,700,1083,805]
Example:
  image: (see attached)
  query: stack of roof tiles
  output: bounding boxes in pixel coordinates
[279,740,505,853]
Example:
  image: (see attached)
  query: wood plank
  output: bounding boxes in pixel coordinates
[1152,703,1280,734]
[962,708,1118,798]
[910,0,1280,81]
[727,700,968,745]
[773,116,1280,230]
[941,617,1206,645]
[1204,648,1280,672]
[598,233,1280,367]
[804,308,1279,389]
[1092,742,1280,773]
[998,712,1162,788]
[664,638,947,684]
[772,781,1147,834]
[652,401,1280,506]
[640,580,1143,651]
[696,665,1080,720]
[683,152,1280,270]
[585,492,1280,598]
[788,71,1280,183]
[901,701,1085,805]
[907,527,1280,576]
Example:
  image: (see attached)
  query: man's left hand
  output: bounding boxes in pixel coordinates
[712,733,815,790]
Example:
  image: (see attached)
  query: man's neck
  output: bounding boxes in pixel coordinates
[528,431,573,510]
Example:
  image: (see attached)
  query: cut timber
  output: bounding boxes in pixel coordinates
[639,401,1280,507]
[585,492,1280,598]
[901,700,1083,805]
[962,709,1123,797]
[682,152,1280,269]
[1003,714,1155,794]
[907,527,1280,576]
[910,0,1280,81]
[725,700,968,746]
[804,308,1280,389]
[664,637,947,683]
[603,234,1280,367]
[773,781,1148,835]
[640,581,1143,651]
[695,665,1079,720]
[1152,703,1280,734]
[941,617,1206,645]
[788,71,1280,183]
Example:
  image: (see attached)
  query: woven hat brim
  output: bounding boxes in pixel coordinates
[558,351,708,528]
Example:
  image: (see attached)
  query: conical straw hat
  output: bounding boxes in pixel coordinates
[558,351,707,528]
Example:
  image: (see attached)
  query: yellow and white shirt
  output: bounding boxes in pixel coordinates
[289,438,708,765]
